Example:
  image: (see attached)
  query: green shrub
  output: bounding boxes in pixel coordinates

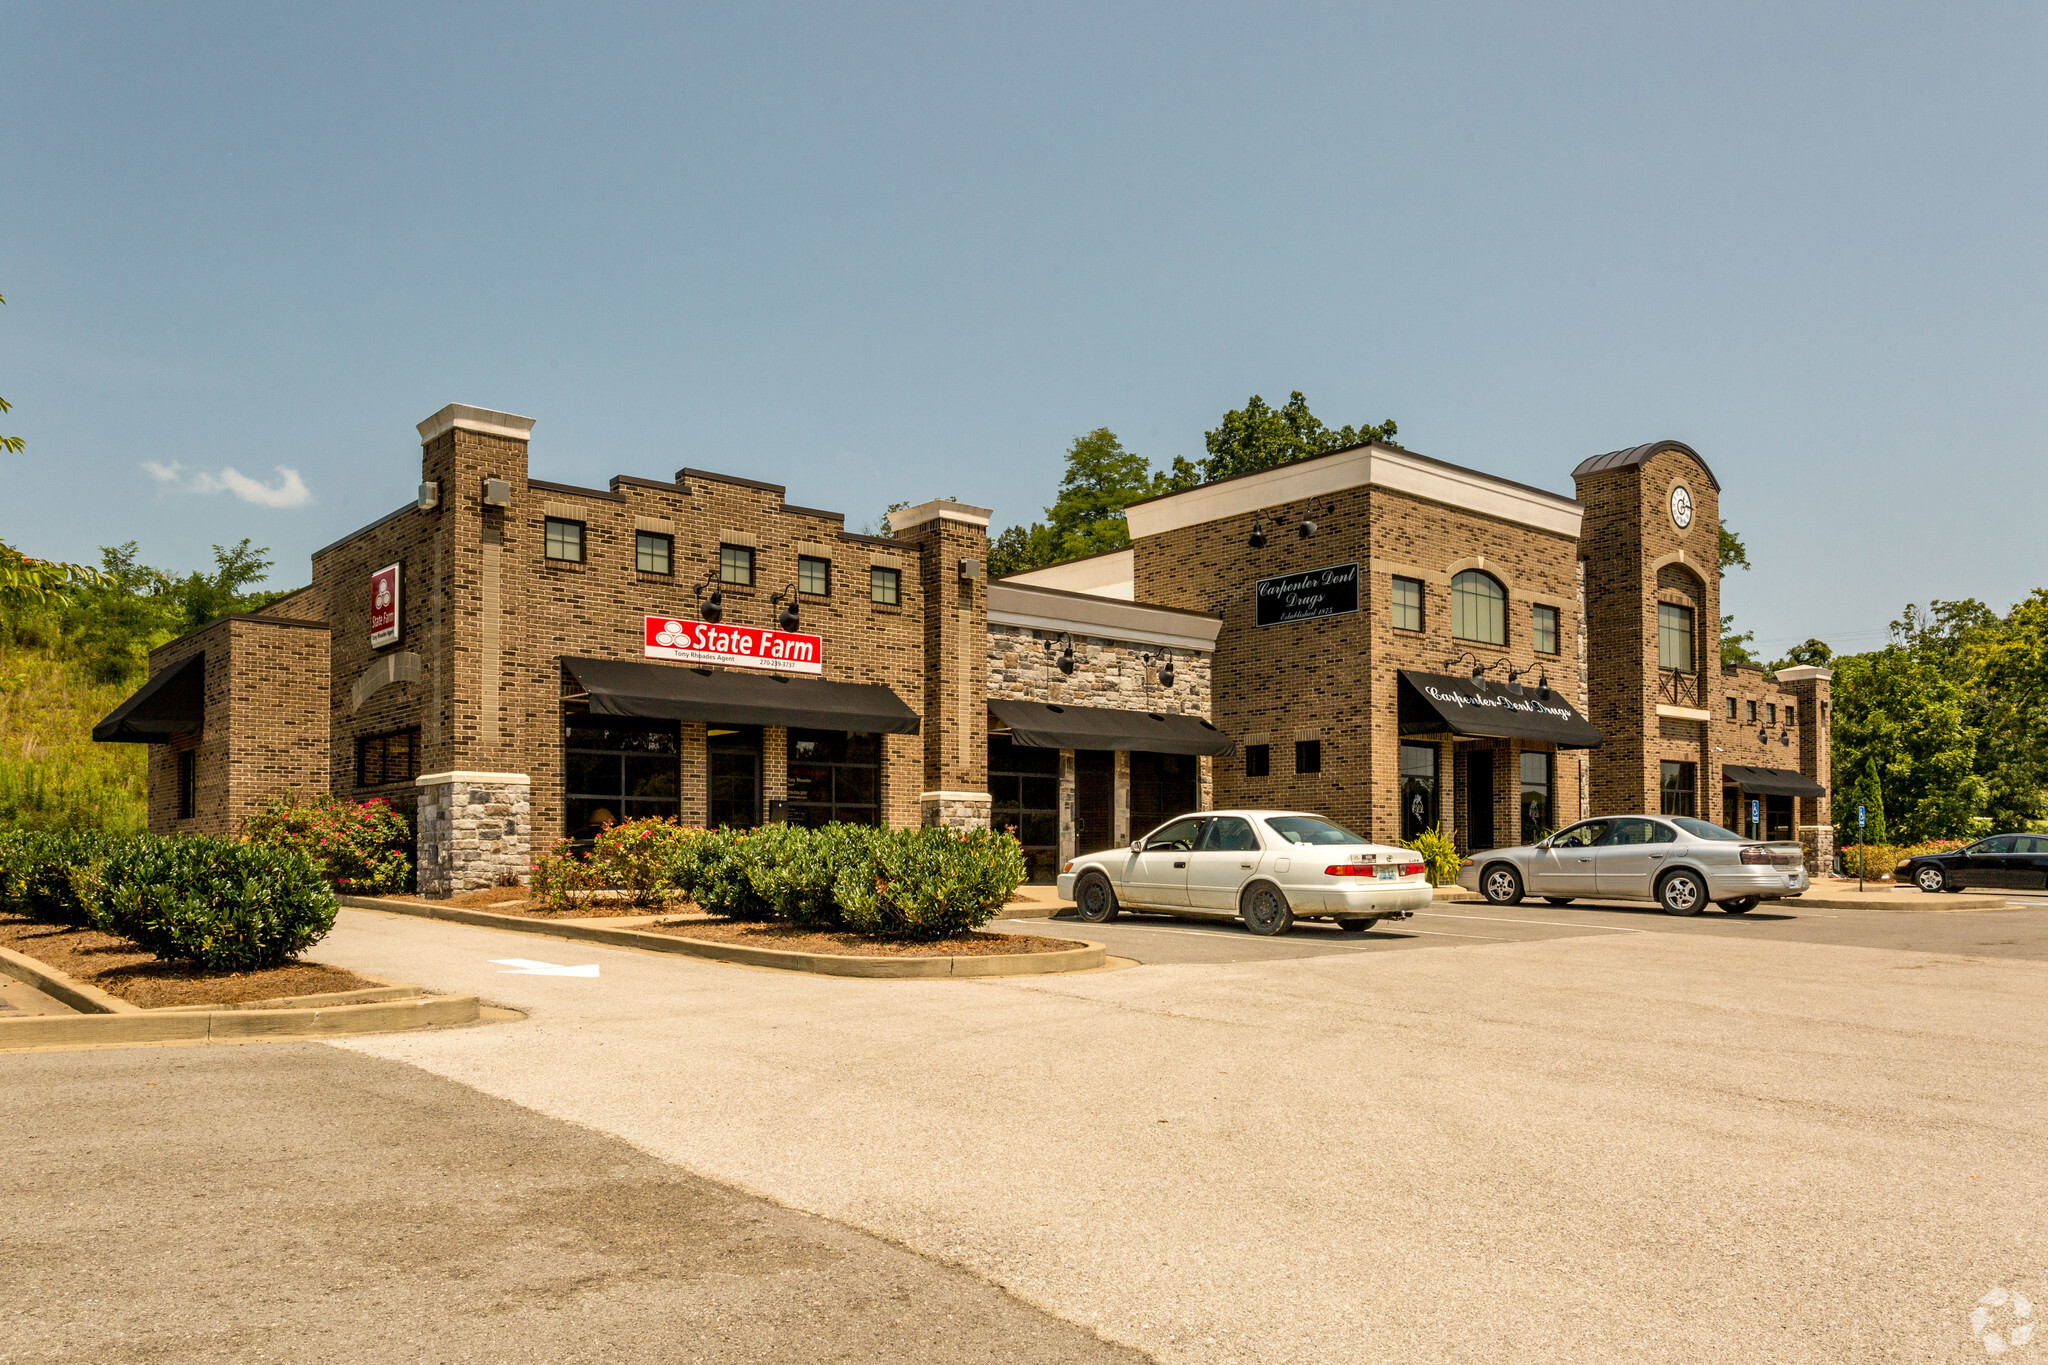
[242,791,411,894]
[683,827,774,919]
[90,836,337,970]
[0,828,120,926]
[530,839,600,912]
[1401,825,1461,887]
[833,826,1026,941]
[587,818,694,906]
[737,821,853,927]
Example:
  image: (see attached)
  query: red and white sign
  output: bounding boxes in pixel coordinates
[643,616,823,674]
[370,563,402,648]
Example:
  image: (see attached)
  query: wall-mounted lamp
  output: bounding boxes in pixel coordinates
[1144,650,1176,689]
[1447,651,1490,684]
[1298,503,1332,539]
[1043,632,1075,678]
[769,582,801,633]
[1248,517,1267,549]
[694,568,723,623]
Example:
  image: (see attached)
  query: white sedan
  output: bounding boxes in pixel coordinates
[1055,810,1434,936]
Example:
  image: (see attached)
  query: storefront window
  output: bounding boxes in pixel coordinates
[564,716,681,840]
[545,518,585,563]
[1532,604,1559,656]
[987,735,1058,882]
[1659,760,1697,818]
[870,566,900,605]
[1245,744,1270,778]
[786,728,880,829]
[798,555,831,596]
[1451,570,1505,645]
[1657,603,1695,673]
[1520,751,1552,839]
[1399,742,1437,841]
[636,532,672,575]
[1391,576,1423,632]
[720,544,755,586]
[1129,752,1197,837]
[357,727,420,787]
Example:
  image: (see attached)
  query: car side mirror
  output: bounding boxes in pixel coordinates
[1131,839,1144,853]
[1536,837,1553,851]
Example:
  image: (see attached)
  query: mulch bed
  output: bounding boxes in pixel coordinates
[636,919,1083,958]
[0,912,379,1010]
[390,888,676,919]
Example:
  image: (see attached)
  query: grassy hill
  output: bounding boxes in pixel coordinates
[0,640,147,832]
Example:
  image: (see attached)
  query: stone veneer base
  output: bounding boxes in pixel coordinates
[415,771,532,898]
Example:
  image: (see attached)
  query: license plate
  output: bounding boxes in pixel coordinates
[1376,865,1398,880]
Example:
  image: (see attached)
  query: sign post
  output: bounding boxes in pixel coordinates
[1750,798,1760,840]
[1857,805,1867,892]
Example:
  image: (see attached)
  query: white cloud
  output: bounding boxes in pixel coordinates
[141,461,311,508]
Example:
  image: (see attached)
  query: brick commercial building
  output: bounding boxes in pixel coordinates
[97,406,1830,890]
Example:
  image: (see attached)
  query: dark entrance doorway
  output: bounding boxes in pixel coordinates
[1129,751,1198,840]
[1074,750,1113,854]
[708,726,762,829]
[989,735,1060,882]
[1465,748,1496,852]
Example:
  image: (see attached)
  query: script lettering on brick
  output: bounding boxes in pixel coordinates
[1254,563,1360,627]
[643,616,824,675]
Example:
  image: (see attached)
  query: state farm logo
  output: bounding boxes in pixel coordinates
[652,619,688,647]
[375,580,392,608]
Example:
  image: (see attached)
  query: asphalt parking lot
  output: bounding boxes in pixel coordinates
[993,893,2048,965]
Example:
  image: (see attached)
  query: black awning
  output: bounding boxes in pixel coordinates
[1397,670,1603,749]
[988,699,1236,756]
[93,653,206,744]
[562,657,920,734]
[1722,764,1825,797]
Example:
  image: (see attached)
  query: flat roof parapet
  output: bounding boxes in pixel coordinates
[417,404,537,444]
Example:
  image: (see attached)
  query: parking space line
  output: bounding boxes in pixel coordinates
[1413,911,1649,933]
[994,919,1520,946]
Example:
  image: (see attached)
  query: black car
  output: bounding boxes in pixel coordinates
[1897,834,2048,893]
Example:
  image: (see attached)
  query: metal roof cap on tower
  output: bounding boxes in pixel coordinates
[1571,440,1721,491]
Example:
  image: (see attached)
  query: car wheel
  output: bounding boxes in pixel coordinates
[1336,917,1377,933]
[1657,869,1705,916]
[1914,865,1947,894]
[1073,871,1119,924]
[1241,882,1294,936]
[1543,897,1574,906]
[1481,864,1524,906]
[1718,896,1760,914]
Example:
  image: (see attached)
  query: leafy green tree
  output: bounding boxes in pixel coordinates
[1718,524,1750,574]
[1172,391,1397,489]
[1840,755,1888,846]
[1975,588,2048,829]
[0,292,22,457]
[1830,643,1983,842]
[988,429,1164,577]
[1770,639,1833,671]
[1718,523,1756,667]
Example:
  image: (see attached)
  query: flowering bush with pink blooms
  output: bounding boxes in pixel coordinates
[242,792,412,894]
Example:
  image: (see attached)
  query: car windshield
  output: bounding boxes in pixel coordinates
[1671,817,1745,842]
[1263,815,1367,846]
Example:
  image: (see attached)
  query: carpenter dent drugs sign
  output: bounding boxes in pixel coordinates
[643,617,824,674]
[1254,563,1360,627]
[369,563,401,648]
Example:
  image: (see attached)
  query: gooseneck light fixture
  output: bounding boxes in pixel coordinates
[769,582,801,633]
[694,567,724,623]
[1042,632,1076,683]
[1248,517,1267,549]
[1144,650,1176,690]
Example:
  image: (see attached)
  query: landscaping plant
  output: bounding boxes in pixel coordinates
[89,835,337,970]
[832,826,1027,941]
[242,791,411,894]
[587,817,696,906]
[1400,825,1461,887]
[0,828,121,926]
[530,838,601,912]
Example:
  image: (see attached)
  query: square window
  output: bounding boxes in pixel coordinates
[1532,603,1560,656]
[1726,696,1737,720]
[719,544,755,586]
[544,518,584,563]
[870,566,900,605]
[1295,739,1322,775]
[636,531,672,575]
[798,555,831,596]
[1245,743,1270,778]
[1391,576,1423,632]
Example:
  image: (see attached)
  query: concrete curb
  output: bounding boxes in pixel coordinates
[0,942,479,1051]
[339,896,1108,978]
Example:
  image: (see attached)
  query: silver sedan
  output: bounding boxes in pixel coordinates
[1454,814,1810,915]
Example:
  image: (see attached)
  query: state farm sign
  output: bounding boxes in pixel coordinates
[643,616,823,675]
[369,563,401,648]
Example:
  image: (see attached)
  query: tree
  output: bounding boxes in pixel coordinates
[1718,522,1756,667]
[0,293,21,457]
[1829,643,1984,842]
[987,429,1164,578]
[1975,588,2048,829]
[1172,391,1397,490]
[1770,639,1833,671]
[1718,524,1750,575]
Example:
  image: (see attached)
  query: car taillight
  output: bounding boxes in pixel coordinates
[1400,862,1425,877]
[1326,864,1375,876]
[1739,846,1772,865]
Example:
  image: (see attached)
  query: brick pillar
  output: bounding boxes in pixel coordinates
[762,726,788,821]
[1775,664,1835,873]
[888,499,993,831]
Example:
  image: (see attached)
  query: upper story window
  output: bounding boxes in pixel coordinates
[1245,743,1270,778]
[798,555,831,596]
[1391,576,1423,632]
[1784,704,1795,726]
[1746,699,1758,723]
[870,566,901,606]
[1765,702,1777,724]
[1532,603,1560,656]
[544,518,585,563]
[357,727,421,787]
[1726,696,1737,719]
[1295,739,1322,774]
[1450,570,1505,645]
[720,544,755,586]
[1657,602,1695,673]
[636,532,672,575]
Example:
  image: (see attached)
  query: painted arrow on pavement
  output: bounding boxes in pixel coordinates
[491,958,601,977]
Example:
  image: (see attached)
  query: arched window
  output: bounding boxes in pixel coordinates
[1450,570,1506,645]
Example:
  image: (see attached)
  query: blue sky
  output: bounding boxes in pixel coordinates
[4,2,2043,658]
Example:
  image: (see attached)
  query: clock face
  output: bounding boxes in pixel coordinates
[1669,484,1693,530]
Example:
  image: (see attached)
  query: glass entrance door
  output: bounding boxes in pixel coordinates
[1465,749,1496,852]
[708,726,762,829]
